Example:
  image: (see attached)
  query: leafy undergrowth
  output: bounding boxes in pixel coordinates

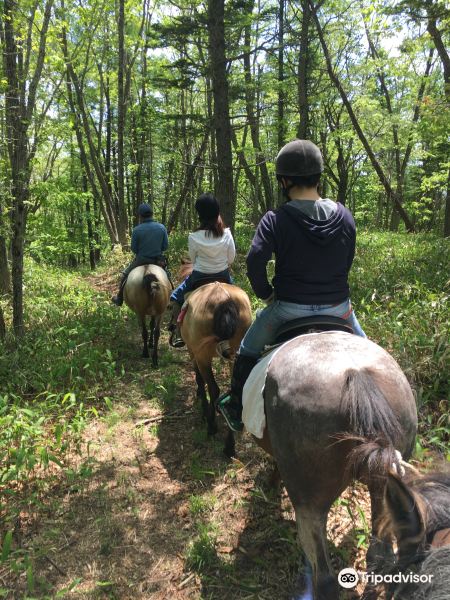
[0,230,448,598]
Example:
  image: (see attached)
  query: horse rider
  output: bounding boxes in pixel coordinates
[111,202,169,306]
[168,192,236,348]
[217,138,367,432]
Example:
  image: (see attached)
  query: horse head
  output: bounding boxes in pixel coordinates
[381,468,450,599]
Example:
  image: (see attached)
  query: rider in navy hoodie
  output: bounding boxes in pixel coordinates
[111,203,169,306]
[217,139,366,432]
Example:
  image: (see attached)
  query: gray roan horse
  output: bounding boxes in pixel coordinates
[123,264,171,366]
[256,331,417,600]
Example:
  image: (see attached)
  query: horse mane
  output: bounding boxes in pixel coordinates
[405,471,450,536]
[179,257,193,280]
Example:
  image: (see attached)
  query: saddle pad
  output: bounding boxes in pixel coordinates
[242,345,284,439]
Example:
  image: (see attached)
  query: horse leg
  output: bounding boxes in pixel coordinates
[194,363,207,418]
[149,316,155,349]
[294,505,338,600]
[151,317,160,368]
[140,316,149,358]
[223,429,235,459]
[196,360,219,437]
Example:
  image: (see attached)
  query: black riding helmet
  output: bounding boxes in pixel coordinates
[195,193,220,221]
[138,202,153,217]
[276,139,324,177]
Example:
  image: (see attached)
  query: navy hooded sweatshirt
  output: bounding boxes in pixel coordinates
[246,201,356,304]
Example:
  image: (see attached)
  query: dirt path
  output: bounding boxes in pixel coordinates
[9,276,372,599]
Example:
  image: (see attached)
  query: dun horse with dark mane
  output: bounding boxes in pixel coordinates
[124,264,171,366]
[178,263,252,456]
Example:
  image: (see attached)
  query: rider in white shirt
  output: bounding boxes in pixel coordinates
[169,193,236,348]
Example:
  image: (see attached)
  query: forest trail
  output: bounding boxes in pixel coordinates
[9,273,372,600]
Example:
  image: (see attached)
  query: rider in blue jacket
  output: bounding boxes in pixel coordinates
[217,139,366,432]
[112,203,169,306]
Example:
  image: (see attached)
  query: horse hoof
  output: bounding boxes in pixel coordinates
[207,426,218,437]
[223,446,236,460]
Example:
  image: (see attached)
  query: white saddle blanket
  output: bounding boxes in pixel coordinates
[242,345,283,439]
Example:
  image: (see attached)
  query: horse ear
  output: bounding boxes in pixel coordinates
[385,472,425,553]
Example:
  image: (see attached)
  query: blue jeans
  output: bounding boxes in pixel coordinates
[239,299,366,358]
[170,268,232,305]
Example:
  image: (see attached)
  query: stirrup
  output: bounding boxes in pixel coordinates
[216,393,243,432]
[216,391,232,409]
[169,330,185,348]
[217,402,244,432]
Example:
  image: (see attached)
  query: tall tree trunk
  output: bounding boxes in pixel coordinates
[64,56,119,243]
[444,168,450,238]
[1,0,53,335]
[426,13,450,236]
[243,22,274,210]
[0,235,11,294]
[167,132,209,233]
[208,0,235,229]
[60,14,124,245]
[83,175,96,270]
[277,0,286,149]
[297,0,311,139]
[116,0,128,245]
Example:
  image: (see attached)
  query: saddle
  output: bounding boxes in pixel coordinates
[274,315,354,345]
[191,276,231,291]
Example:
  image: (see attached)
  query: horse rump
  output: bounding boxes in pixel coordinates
[212,298,239,341]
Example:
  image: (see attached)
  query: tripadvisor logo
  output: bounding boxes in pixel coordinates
[338,568,434,588]
[338,568,359,589]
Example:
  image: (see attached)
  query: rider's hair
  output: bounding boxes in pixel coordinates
[277,173,321,188]
[197,215,225,238]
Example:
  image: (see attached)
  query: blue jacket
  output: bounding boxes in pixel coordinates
[246,202,356,304]
[131,218,168,260]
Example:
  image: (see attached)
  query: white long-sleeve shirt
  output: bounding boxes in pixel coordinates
[188,228,236,273]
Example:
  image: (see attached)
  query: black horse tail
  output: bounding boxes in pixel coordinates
[341,369,402,445]
[339,370,416,486]
[340,434,403,482]
[213,298,239,341]
[142,273,159,298]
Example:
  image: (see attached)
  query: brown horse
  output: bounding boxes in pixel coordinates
[123,264,171,366]
[179,266,252,456]
[348,438,450,600]
[249,331,417,599]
